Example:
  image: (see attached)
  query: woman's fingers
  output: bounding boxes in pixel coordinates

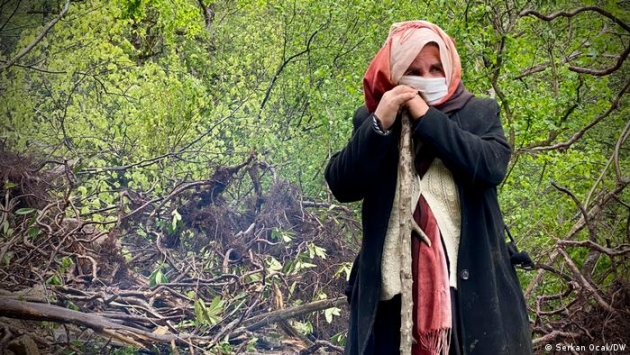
[374,86,418,130]
[405,95,429,119]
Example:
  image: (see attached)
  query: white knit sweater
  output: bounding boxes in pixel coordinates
[380,158,461,300]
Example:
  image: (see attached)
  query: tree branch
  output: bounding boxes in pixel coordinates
[196,0,215,32]
[614,119,630,184]
[515,51,581,80]
[0,0,70,72]
[551,182,596,242]
[299,340,344,354]
[519,6,630,33]
[526,80,630,152]
[0,298,209,347]
[0,0,21,33]
[76,101,245,176]
[525,180,629,298]
[532,330,582,345]
[556,246,614,312]
[569,44,630,76]
[234,296,345,334]
[259,26,320,111]
[557,240,630,256]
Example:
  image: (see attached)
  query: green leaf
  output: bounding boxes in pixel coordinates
[334,262,353,281]
[3,181,17,190]
[171,209,182,232]
[194,296,224,326]
[15,208,36,215]
[308,243,327,259]
[324,306,341,323]
[46,275,62,285]
[27,227,42,239]
[330,332,346,346]
[2,251,14,266]
[298,261,317,269]
[149,267,168,287]
[59,256,74,273]
[206,295,224,323]
[267,257,283,272]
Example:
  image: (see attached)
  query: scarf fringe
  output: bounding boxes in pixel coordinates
[417,327,451,355]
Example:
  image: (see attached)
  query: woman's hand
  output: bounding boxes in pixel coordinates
[374,85,418,130]
[405,94,430,120]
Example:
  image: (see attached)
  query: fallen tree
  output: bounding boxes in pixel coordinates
[0,150,357,354]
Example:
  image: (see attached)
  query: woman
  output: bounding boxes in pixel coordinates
[325,21,532,355]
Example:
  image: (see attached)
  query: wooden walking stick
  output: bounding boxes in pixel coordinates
[398,111,431,355]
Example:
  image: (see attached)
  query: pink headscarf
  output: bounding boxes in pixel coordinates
[363,21,463,112]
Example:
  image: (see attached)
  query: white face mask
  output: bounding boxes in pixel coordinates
[398,76,448,105]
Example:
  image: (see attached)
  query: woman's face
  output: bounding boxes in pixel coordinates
[405,43,445,78]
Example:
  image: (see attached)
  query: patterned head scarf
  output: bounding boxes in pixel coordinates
[363,21,463,112]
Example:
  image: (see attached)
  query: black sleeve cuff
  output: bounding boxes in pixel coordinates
[372,114,392,136]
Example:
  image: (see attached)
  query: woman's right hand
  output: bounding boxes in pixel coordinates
[373,85,418,130]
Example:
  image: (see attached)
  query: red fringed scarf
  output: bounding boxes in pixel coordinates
[412,196,452,355]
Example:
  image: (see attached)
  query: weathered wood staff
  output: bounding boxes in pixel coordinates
[398,112,431,355]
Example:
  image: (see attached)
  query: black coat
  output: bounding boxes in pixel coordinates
[325,97,532,355]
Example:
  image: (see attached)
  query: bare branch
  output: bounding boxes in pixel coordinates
[533,330,582,345]
[0,0,70,72]
[234,296,346,334]
[300,340,344,354]
[526,80,630,152]
[525,180,629,298]
[537,282,576,302]
[0,298,210,347]
[556,246,614,312]
[551,182,596,242]
[515,51,581,80]
[0,62,68,74]
[0,0,21,33]
[196,0,215,32]
[614,119,630,184]
[533,263,573,283]
[557,240,630,256]
[259,27,320,111]
[519,6,630,33]
[569,45,630,76]
[567,181,630,240]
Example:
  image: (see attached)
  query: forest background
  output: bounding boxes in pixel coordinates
[0,0,628,354]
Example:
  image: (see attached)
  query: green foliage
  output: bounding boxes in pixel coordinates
[323,306,341,323]
[194,296,225,326]
[330,331,347,346]
[149,264,169,286]
[1,0,628,351]
[46,274,63,286]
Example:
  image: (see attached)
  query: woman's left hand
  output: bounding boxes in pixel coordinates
[405,93,430,119]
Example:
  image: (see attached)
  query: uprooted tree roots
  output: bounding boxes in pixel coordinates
[527,182,630,353]
[1,148,628,354]
[0,150,357,354]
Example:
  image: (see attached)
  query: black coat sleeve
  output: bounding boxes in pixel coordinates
[412,99,511,186]
[325,106,397,202]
